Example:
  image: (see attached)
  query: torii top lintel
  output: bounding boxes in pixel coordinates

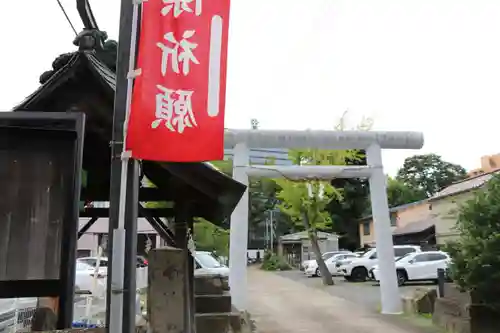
[224,130,424,150]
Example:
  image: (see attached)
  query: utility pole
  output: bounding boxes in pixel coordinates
[264,218,269,250]
[269,210,274,252]
[107,0,140,332]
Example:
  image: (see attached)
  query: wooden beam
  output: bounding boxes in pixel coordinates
[78,216,99,239]
[81,187,173,201]
[138,205,176,245]
[80,207,174,218]
[0,280,60,298]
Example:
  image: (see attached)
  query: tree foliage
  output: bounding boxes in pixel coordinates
[328,156,369,250]
[275,148,363,285]
[261,251,292,271]
[445,174,500,307]
[386,177,427,207]
[209,159,232,175]
[193,218,230,257]
[275,112,369,285]
[324,114,386,249]
[210,119,287,248]
[209,159,281,243]
[396,154,467,197]
[276,149,362,229]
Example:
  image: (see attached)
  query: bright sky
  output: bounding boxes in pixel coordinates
[2,0,500,175]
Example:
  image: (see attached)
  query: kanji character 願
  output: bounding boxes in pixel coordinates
[152,85,198,134]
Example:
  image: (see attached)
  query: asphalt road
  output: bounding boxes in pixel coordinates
[276,270,437,311]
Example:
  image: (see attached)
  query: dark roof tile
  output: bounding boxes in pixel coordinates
[392,215,438,236]
[11,50,245,222]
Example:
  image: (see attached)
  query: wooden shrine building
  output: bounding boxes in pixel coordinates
[0,23,245,330]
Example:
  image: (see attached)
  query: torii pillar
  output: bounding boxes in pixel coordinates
[224,130,424,315]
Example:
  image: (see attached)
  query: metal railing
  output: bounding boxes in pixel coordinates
[0,298,37,333]
[0,267,148,331]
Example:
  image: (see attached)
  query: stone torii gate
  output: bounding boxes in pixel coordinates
[224,129,424,315]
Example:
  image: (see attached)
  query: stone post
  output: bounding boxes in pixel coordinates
[229,142,249,311]
[148,247,186,333]
[366,143,401,314]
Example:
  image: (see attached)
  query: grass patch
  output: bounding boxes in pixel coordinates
[401,313,434,327]
[374,303,446,333]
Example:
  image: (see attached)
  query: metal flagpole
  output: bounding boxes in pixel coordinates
[109,0,141,332]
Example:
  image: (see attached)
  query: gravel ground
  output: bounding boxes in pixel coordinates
[276,270,437,311]
[248,268,442,333]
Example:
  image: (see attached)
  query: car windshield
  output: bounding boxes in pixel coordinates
[395,253,413,262]
[322,252,335,260]
[78,258,108,267]
[361,250,374,258]
[196,252,223,268]
[331,254,347,261]
[76,262,92,271]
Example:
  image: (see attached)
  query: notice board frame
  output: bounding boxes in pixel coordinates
[0,111,85,329]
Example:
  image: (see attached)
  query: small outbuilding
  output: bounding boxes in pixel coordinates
[278,231,339,267]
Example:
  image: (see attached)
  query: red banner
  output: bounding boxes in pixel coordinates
[126,0,230,162]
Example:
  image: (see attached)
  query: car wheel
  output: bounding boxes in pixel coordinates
[351,267,368,282]
[316,268,321,277]
[396,270,407,286]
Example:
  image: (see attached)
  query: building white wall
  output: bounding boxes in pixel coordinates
[78,218,162,255]
[432,192,472,245]
[77,233,99,256]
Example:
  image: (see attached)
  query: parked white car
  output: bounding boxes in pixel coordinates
[77,255,148,274]
[78,251,229,280]
[301,251,352,272]
[194,251,230,277]
[371,251,450,286]
[304,252,358,277]
[75,261,107,295]
[339,245,421,282]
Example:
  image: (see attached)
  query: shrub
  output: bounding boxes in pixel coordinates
[445,174,500,307]
[261,251,292,271]
[278,260,292,271]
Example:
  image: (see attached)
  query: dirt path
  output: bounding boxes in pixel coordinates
[247,268,423,333]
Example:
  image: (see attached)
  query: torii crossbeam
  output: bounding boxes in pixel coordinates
[225,129,424,315]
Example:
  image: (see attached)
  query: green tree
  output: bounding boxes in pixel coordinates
[275,112,372,285]
[445,174,500,307]
[328,156,369,250]
[386,177,426,207]
[193,218,230,257]
[209,159,232,175]
[211,118,287,248]
[396,154,467,197]
[210,158,284,247]
[275,148,363,286]
[143,176,229,255]
[326,113,374,249]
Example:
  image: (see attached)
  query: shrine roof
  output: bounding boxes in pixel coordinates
[12,50,245,223]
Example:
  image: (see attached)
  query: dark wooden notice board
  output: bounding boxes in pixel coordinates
[0,113,84,282]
